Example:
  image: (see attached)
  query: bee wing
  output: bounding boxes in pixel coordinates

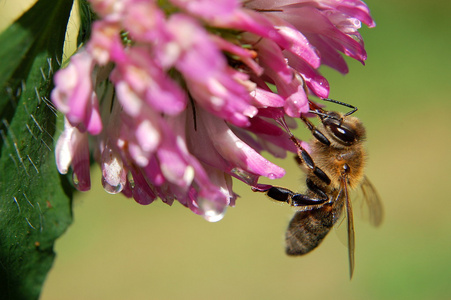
[342,178,355,279]
[330,177,381,278]
[337,176,383,228]
[331,180,356,279]
[355,176,383,227]
[331,189,347,244]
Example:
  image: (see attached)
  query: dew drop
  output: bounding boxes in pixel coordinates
[127,172,135,188]
[72,171,91,191]
[102,177,124,194]
[267,173,277,180]
[197,197,226,222]
[231,168,258,185]
[203,208,226,222]
[72,172,79,187]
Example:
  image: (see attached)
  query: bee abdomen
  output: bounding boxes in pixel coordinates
[285,207,335,255]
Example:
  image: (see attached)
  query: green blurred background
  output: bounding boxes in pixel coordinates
[2,0,451,299]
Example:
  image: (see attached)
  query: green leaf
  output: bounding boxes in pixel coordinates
[0,0,75,299]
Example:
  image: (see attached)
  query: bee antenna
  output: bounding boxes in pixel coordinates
[308,110,330,119]
[321,98,358,116]
[308,110,344,125]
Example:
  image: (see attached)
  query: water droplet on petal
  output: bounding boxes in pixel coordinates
[72,172,79,187]
[203,208,226,222]
[267,173,277,180]
[102,176,124,194]
[128,172,135,188]
[197,197,226,222]
[231,168,258,185]
[72,170,91,191]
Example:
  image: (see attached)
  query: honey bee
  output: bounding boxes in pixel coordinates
[253,99,383,278]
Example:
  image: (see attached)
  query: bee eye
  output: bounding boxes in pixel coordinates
[329,124,355,144]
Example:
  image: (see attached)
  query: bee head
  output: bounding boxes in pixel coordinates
[321,112,366,147]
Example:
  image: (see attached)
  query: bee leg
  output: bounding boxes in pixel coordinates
[252,186,295,204]
[294,150,331,185]
[291,179,329,206]
[291,193,327,206]
[288,116,331,185]
[300,115,331,146]
[252,185,328,207]
[276,115,331,185]
[306,179,328,201]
